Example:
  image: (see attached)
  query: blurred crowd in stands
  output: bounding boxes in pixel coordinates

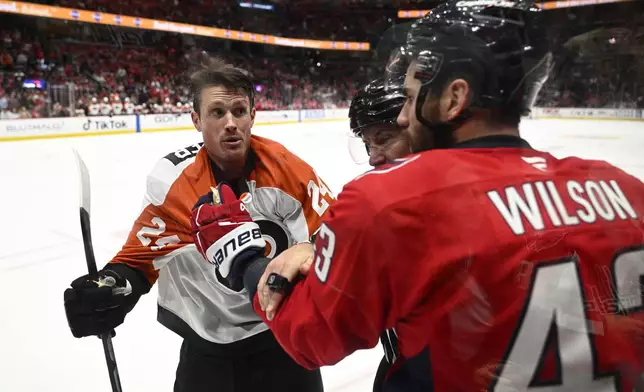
[1,0,644,119]
[0,22,370,119]
[535,1,644,110]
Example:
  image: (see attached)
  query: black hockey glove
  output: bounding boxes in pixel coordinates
[64,264,147,338]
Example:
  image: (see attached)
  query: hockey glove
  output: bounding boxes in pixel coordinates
[191,183,266,288]
[64,266,137,338]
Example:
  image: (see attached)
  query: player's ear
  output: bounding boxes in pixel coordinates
[443,78,470,122]
[191,110,201,133]
[250,106,256,126]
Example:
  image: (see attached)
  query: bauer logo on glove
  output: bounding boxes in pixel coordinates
[191,183,266,280]
[209,224,264,274]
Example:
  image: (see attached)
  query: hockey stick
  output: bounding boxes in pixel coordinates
[73,149,123,392]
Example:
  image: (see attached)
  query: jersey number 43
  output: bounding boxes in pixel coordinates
[492,246,644,391]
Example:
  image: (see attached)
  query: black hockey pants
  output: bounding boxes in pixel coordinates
[174,332,324,392]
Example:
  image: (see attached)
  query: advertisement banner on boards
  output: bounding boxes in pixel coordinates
[0,108,352,141]
[80,116,137,132]
[323,108,349,120]
[255,110,299,124]
[540,107,560,117]
[558,108,639,119]
[534,107,642,120]
[0,115,136,139]
[301,109,326,121]
[591,108,639,119]
[139,113,194,132]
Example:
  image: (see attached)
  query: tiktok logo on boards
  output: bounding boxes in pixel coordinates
[83,119,128,131]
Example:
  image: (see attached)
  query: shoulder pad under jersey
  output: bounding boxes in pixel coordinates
[164,142,204,166]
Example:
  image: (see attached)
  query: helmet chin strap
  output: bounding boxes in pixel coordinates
[414,83,472,151]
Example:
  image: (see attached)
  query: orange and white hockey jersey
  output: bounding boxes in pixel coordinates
[108,135,335,346]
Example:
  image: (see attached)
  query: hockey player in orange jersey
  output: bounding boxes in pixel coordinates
[64,57,330,392]
[190,2,644,392]
[187,76,411,392]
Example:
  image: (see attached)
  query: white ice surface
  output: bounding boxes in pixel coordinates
[0,118,643,391]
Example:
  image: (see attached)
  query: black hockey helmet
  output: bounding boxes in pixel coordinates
[349,77,405,136]
[385,0,553,148]
[348,77,406,164]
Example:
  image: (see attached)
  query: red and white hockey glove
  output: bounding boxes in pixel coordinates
[191,183,266,283]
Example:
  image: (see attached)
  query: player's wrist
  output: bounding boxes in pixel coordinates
[227,247,266,283]
[242,256,272,302]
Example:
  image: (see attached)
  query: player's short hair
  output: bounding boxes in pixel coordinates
[189,57,255,115]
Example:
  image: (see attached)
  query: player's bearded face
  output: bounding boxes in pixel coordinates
[397,62,438,153]
[193,86,255,170]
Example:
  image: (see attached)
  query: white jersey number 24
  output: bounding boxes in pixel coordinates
[492,247,644,391]
[136,217,181,251]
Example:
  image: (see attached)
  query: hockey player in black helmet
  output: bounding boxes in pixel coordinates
[349,78,408,392]
[386,0,551,151]
[191,1,644,391]
[348,78,411,167]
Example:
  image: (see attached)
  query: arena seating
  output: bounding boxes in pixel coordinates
[1,0,643,118]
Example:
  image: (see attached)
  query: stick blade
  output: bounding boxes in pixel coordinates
[73,149,91,213]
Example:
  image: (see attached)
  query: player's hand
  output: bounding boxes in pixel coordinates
[257,242,314,321]
[64,269,133,338]
[191,183,266,284]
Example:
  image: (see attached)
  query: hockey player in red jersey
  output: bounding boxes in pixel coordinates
[191,2,644,391]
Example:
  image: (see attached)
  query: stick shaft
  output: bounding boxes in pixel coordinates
[75,150,123,392]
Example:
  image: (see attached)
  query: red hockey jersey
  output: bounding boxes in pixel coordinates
[255,136,644,391]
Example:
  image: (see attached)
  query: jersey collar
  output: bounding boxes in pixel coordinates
[209,149,257,198]
[452,135,532,149]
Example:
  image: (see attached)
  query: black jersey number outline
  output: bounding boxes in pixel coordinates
[490,247,644,391]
